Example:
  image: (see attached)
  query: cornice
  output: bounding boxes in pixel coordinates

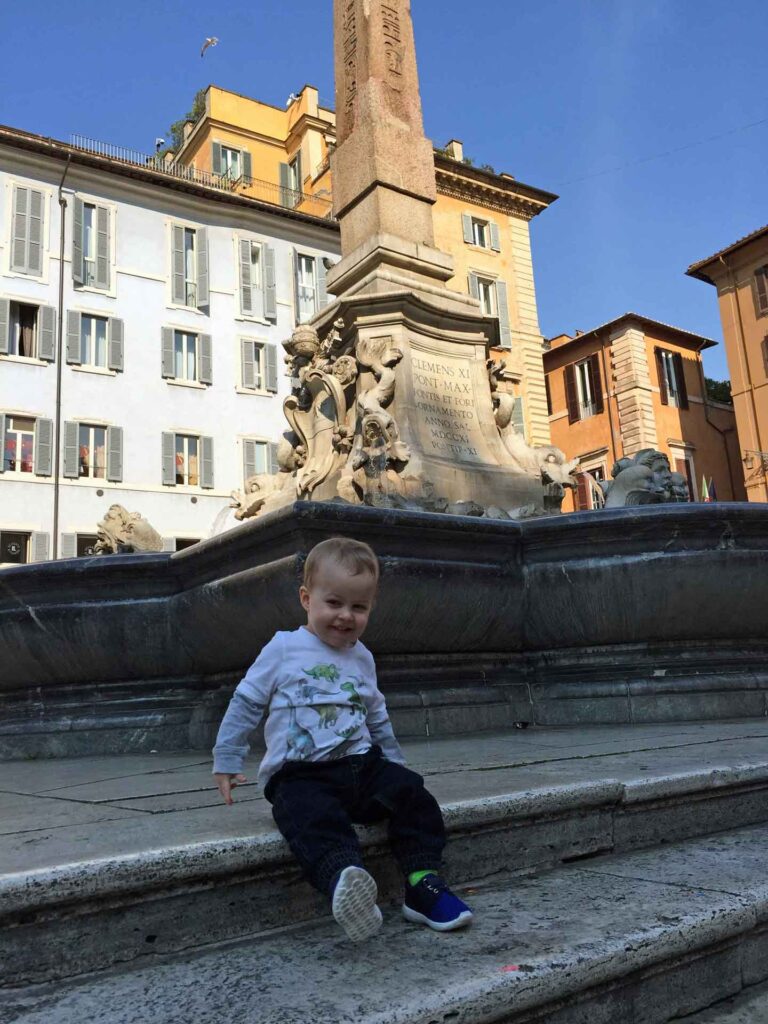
[434,164,554,221]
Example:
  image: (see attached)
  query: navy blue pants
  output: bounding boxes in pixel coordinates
[265,746,446,896]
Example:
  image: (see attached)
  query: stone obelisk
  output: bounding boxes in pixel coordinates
[276,0,553,515]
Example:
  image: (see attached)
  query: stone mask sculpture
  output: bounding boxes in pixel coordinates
[602,449,690,508]
[94,505,164,554]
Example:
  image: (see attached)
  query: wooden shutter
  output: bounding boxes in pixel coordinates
[279,163,291,207]
[27,189,43,275]
[545,374,553,416]
[242,150,252,184]
[468,273,479,300]
[72,196,84,285]
[199,333,212,384]
[576,473,590,511]
[60,534,77,559]
[31,532,49,563]
[108,318,124,372]
[196,228,209,309]
[588,354,604,414]
[317,256,328,309]
[0,415,5,473]
[95,205,110,290]
[264,245,277,321]
[171,224,186,304]
[462,214,473,244]
[655,348,669,405]
[0,299,9,356]
[265,343,278,393]
[241,339,256,389]
[292,248,301,323]
[34,418,53,477]
[212,141,223,175]
[63,421,79,478]
[673,352,689,409]
[38,305,56,362]
[66,311,81,364]
[239,239,253,315]
[269,441,279,474]
[106,426,123,482]
[489,221,501,252]
[162,432,176,485]
[243,438,257,482]
[565,363,580,424]
[200,436,214,489]
[495,280,512,348]
[511,395,525,438]
[161,327,175,378]
[11,186,29,272]
[752,267,768,317]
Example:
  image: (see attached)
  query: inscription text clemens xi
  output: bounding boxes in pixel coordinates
[411,355,483,461]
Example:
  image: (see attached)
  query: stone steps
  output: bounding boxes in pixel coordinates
[6,751,768,987]
[7,822,768,1024]
[670,977,768,1022]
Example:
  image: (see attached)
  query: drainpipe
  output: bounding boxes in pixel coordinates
[719,255,768,500]
[52,154,72,560]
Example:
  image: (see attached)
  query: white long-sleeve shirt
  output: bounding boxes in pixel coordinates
[212,627,405,786]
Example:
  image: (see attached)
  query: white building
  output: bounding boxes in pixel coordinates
[0,126,340,565]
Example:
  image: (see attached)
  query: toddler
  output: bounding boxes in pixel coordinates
[213,536,472,941]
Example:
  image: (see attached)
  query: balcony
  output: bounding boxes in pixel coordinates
[69,134,334,218]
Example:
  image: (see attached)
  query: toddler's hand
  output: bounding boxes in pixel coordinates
[215,772,247,805]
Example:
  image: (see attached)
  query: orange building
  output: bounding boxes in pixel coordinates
[544,314,745,511]
[687,226,768,502]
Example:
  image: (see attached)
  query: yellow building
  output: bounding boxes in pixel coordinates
[687,226,768,502]
[544,314,745,511]
[173,84,557,447]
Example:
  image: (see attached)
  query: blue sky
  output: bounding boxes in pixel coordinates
[2,0,766,381]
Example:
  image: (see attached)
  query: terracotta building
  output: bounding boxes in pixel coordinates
[544,314,745,512]
[171,84,558,447]
[687,226,768,502]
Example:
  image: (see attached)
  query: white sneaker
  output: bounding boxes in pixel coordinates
[331,866,383,942]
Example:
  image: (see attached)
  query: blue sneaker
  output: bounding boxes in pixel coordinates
[402,875,473,931]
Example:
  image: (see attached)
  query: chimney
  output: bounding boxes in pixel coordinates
[443,139,463,161]
[183,119,195,141]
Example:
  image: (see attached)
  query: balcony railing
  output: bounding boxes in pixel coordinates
[69,134,334,217]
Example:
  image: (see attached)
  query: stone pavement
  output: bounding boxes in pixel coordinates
[5,719,768,877]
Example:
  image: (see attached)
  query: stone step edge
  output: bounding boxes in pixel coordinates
[4,761,768,921]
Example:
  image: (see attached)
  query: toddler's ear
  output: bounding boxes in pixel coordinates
[299,585,311,612]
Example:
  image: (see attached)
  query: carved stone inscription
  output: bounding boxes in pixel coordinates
[411,352,485,462]
[343,1,357,117]
[381,2,404,88]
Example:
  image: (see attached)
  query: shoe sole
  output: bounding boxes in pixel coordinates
[332,867,383,942]
[402,904,474,931]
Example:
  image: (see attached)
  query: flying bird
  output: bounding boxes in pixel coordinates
[201,37,219,58]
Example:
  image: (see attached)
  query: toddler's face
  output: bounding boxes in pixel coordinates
[300,561,377,649]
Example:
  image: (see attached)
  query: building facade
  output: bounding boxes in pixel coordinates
[544,314,745,512]
[172,85,557,447]
[687,226,768,502]
[0,126,340,567]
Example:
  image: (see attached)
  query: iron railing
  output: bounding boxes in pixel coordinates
[69,133,334,217]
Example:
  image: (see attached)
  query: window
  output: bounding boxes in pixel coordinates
[575,465,606,511]
[161,328,212,384]
[564,355,604,423]
[0,300,56,361]
[240,339,279,393]
[671,450,697,501]
[239,239,277,321]
[11,185,44,276]
[78,424,107,479]
[73,198,110,290]
[753,266,768,319]
[221,147,241,181]
[3,416,35,473]
[77,534,99,557]
[171,224,209,310]
[295,253,318,322]
[66,311,123,371]
[174,537,200,551]
[280,153,303,208]
[462,213,500,252]
[162,432,214,488]
[212,143,251,184]
[243,438,279,482]
[0,531,29,565]
[80,314,108,368]
[656,349,689,409]
[476,276,496,316]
